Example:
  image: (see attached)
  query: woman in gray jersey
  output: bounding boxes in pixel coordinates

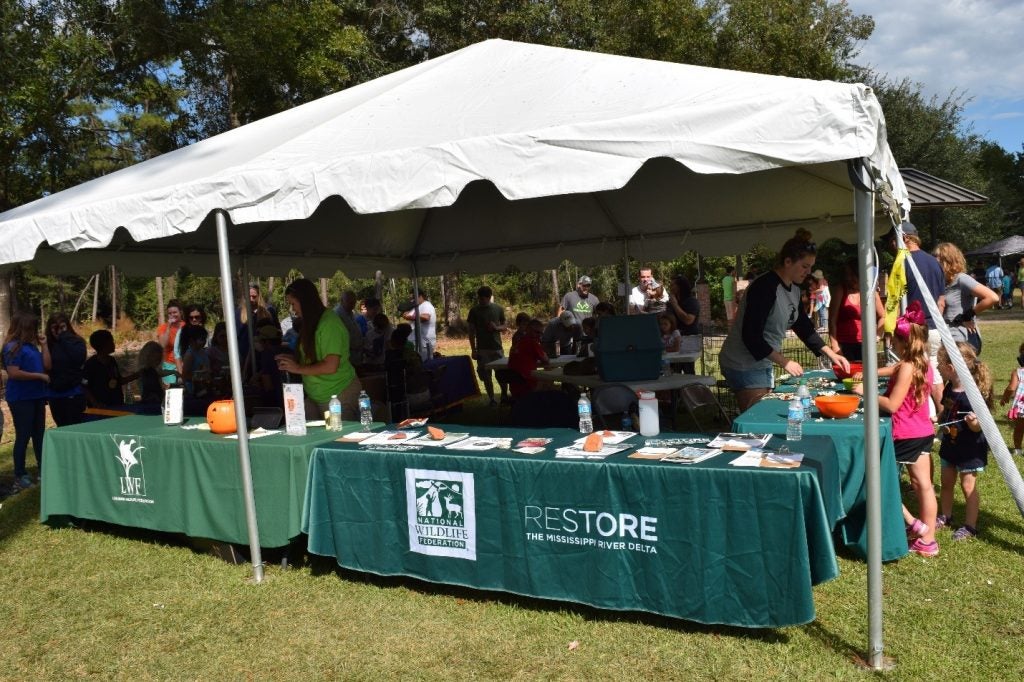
[933,242,999,354]
[719,229,850,410]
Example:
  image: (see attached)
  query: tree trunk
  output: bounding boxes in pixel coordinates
[442,272,461,327]
[319,278,329,306]
[92,272,99,321]
[267,276,276,302]
[0,275,11,342]
[110,265,117,328]
[156,276,165,326]
[70,274,95,323]
[550,269,560,315]
[8,270,18,315]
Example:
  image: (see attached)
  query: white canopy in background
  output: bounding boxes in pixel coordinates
[0,38,908,276]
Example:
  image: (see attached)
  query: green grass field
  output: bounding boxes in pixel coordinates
[2,311,1024,679]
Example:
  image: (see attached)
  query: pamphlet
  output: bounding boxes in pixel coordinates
[282,384,307,436]
[512,446,547,455]
[729,450,804,468]
[629,447,679,459]
[225,428,280,440]
[707,432,772,451]
[573,430,636,446]
[661,447,722,464]
[163,387,183,425]
[336,431,375,443]
[360,430,422,446]
[406,432,471,447]
[445,437,513,451]
[516,438,553,448]
[555,443,630,459]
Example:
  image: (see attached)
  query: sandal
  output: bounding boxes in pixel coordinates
[906,518,929,538]
[909,538,939,557]
[934,514,952,531]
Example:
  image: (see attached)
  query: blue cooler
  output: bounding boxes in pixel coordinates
[594,315,663,381]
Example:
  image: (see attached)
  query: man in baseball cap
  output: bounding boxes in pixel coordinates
[542,310,582,357]
[558,275,600,325]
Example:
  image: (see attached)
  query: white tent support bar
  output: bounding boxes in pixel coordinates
[852,160,885,669]
[215,210,264,583]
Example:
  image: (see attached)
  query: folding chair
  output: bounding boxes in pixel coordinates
[590,384,639,430]
[679,383,731,431]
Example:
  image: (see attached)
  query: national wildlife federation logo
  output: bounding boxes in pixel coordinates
[110,434,151,503]
[405,468,476,560]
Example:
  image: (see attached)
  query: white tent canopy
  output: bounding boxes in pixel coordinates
[0,39,908,275]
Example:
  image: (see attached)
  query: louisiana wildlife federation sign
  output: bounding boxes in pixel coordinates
[405,468,476,560]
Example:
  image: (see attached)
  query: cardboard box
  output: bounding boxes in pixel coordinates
[594,315,663,381]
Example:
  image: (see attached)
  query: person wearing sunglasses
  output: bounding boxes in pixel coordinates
[719,228,850,411]
[42,312,87,426]
[173,304,209,373]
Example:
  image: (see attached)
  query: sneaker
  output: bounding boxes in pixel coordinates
[1014,448,1022,457]
[488,399,498,408]
[909,538,939,557]
[952,525,977,541]
[934,514,952,531]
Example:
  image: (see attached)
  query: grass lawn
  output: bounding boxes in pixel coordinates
[2,311,1024,678]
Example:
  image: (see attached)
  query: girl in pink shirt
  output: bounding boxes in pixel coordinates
[855,301,938,557]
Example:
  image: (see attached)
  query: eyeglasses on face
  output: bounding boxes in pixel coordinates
[189,314,203,321]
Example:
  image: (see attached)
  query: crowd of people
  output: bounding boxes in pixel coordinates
[5,228,1024,523]
[472,270,705,406]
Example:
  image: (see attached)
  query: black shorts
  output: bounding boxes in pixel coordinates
[894,436,934,464]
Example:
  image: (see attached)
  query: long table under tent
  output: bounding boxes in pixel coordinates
[302,426,844,628]
[40,415,372,549]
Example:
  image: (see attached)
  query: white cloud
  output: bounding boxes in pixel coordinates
[848,0,1024,100]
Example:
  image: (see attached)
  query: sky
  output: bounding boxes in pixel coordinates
[846,0,1024,153]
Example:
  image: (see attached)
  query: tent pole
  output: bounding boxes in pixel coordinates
[853,161,885,669]
[215,210,264,583]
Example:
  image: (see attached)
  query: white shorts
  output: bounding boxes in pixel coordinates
[927,329,943,385]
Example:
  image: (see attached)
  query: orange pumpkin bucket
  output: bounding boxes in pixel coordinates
[207,400,237,434]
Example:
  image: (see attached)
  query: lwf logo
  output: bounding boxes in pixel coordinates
[405,468,476,560]
[111,435,147,499]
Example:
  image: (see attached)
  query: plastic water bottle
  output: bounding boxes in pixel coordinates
[577,394,593,434]
[661,358,672,376]
[327,394,343,431]
[358,390,373,431]
[797,381,811,418]
[787,398,804,441]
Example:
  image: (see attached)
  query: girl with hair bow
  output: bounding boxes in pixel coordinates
[853,301,940,556]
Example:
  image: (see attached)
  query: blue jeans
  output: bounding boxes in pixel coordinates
[9,398,45,477]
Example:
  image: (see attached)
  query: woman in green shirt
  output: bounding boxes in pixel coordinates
[275,278,361,420]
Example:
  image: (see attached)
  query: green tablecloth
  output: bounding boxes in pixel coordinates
[733,371,908,561]
[302,427,842,628]
[40,415,364,548]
